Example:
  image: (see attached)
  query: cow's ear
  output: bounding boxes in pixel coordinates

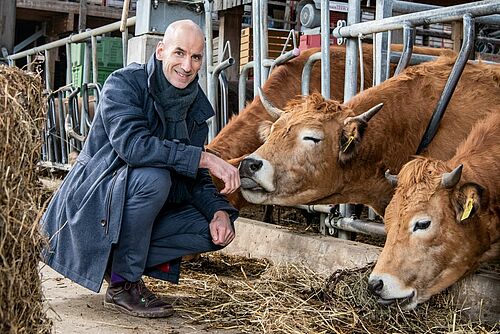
[452,183,485,223]
[338,118,367,164]
[258,120,274,142]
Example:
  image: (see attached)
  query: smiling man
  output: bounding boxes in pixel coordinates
[40,19,240,318]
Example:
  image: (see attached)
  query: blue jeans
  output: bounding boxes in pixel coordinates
[110,167,222,283]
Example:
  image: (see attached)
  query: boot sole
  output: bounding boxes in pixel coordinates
[103,301,174,318]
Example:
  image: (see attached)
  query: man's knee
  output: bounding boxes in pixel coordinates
[127,167,172,204]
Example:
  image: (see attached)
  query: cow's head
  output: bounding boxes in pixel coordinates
[369,157,488,310]
[239,89,383,206]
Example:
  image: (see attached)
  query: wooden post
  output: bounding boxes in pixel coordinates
[0,0,16,55]
[78,0,88,32]
[451,21,463,54]
[218,5,244,82]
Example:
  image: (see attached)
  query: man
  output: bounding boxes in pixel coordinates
[41,20,240,318]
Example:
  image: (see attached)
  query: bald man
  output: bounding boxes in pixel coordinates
[40,19,240,318]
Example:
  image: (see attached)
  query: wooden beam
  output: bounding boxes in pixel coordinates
[0,0,16,54]
[16,0,132,20]
[218,5,244,82]
[49,13,75,35]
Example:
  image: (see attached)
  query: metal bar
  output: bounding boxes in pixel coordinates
[344,0,361,101]
[91,35,98,85]
[328,216,386,236]
[320,0,330,99]
[8,17,136,61]
[301,52,322,96]
[239,61,254,112]
[218,71,229,129]
[333,1,500,38]
[394,24,414,76]
[65,43,72,86]
[393,0,500,25]
[374,0,392,85]
[57,91,68,165]
[416,15,475,154]
[44,49,53,91]
[477,35,500,45]
[260,0,269,82]
[121,28,129,66]
[252,0,262,96]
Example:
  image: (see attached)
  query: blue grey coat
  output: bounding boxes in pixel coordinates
[41,55,237,292]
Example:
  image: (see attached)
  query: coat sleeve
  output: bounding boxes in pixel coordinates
[190,168,239,223]
[98,68,201,178]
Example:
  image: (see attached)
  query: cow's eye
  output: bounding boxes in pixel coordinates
[303,136,321,144]
[413,220,431,232]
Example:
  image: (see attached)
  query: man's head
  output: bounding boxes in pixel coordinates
[155,19,205,89]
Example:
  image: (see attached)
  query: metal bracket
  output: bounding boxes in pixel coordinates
[336,20,347,45]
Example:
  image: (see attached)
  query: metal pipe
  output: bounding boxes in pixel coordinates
[294,204,336,214]
[394,24,414,76]
[269,48,300,74]
[65,43,71,86]
[374,0,392,85]
[326,216,386,236]
[260,0,269,82]
[121,28,129,66]
[91,35,98,85]
[320,0,330,99]
[344,0,361,101]
[301,52,322,96]
[393,0,500,25]
[416,15,475,154]
[252,0,262,96]
[57,91,68,165]
[209,57,234,138]
[218,71,229,129]
[44,49,52,91]
[8,17,136,61]
[239,61,254,112]
[333,0,500,38]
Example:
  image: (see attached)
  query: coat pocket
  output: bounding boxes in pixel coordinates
[72,159,109,208]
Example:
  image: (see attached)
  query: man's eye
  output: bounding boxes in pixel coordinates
[193,55,201,61]
[175,51,184,56]
[303,136,321,144]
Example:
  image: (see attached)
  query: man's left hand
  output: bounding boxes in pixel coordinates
[209,211,235,246]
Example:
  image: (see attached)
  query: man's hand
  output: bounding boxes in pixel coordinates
[199,151,240,194]
[209,211,235,246]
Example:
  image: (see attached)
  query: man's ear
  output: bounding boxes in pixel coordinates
[258,120,273,143]
[338,118,367,164]
[155,41,164,60]
[452,182,485,223]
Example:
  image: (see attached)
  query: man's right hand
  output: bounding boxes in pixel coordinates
[199,152,240,194]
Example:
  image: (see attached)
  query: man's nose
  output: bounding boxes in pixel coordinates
[181,57,192,73]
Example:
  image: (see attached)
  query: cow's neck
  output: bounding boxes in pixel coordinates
[323,69,451,215]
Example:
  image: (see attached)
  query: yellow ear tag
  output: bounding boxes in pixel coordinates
[342,135,355,152]
[460,197,474,221]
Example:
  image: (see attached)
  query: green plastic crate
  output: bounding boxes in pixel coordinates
[71,65,117,88]
[70,37,123,69]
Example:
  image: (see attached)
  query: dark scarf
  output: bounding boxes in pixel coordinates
[151,56,199,141]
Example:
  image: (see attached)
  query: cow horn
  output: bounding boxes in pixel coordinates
[352,103,384,123]
[258,87,283,119]
[385,169,398,187]
[441,164,463,189]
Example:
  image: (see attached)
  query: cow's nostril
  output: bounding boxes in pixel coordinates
[240,158,263,175]
[250,159,263,172]
[368,279,384,296]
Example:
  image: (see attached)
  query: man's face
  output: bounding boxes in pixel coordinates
[156,27,204,89]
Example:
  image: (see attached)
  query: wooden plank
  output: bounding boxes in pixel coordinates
[16,0,131,20]
[218,5,244,81]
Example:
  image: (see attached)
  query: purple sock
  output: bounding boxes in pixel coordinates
[110,272,127,285]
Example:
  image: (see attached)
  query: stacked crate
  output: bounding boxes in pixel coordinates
[71,37,123,88]
[239,27,298,73]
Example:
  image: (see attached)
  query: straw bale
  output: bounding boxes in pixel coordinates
[147,253,499,334]
[0,65,52,333]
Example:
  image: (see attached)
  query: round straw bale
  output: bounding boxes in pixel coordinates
[0,65,52,333]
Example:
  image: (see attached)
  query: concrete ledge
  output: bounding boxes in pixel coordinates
[222,217,381,275]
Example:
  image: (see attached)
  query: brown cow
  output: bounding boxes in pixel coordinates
[208,45,454,208]
[238,56,500,215]
[368,112,500,309]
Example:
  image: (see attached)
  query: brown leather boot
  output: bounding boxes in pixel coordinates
[104,280,174,318]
